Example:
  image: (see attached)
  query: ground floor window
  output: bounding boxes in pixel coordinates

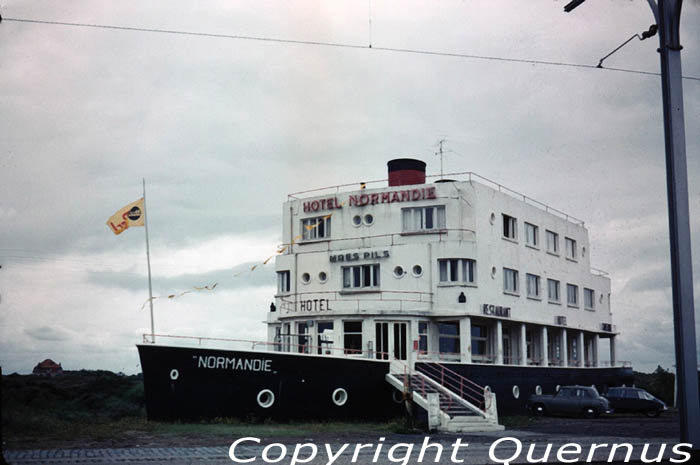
[438,321,460,357]
[418,321,429,356]
[343,321,363,354]
[471,324,489,362]
[317,321,334,355]
[297,322,310,354]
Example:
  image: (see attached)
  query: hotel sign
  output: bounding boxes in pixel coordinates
[303,186,437,213]
[482,304,511,318]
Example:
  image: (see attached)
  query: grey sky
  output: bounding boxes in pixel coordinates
[0,0,699,374]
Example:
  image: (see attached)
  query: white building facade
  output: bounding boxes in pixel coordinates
[269,160,618,371]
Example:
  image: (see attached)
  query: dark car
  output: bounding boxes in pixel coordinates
[527,385,612,418]
[604,387,667,417]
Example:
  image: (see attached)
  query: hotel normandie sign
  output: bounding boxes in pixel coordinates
[303,186,437,213]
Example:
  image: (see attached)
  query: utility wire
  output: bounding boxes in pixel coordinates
[3,17,699,82]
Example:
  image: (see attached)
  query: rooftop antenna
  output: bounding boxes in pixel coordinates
[435,139,447,180]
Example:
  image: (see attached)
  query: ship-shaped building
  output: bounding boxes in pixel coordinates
[138,159,632,428]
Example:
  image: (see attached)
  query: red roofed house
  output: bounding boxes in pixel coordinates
[32,359,64,376]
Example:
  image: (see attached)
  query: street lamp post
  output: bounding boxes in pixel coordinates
[565,0,700,448]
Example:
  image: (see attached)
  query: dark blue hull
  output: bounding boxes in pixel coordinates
[138,344,634,421]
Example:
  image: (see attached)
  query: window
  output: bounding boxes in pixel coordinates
[548,279,560,303]
[438,258,476,284]
[438,321,460,356]
[317,321,333,355]
[567,283,579,306]
[277,271,290,294]
[343,321,363,354]
[502,214,517,240]
[525,223,539,247]
[402,205,446,232]
[297,322,310,354]
[418,321,428,355]
[584,288,595,310]
[565,237,577,260]
[342,264,380,290]
[301,216,331,240]
[546,230,559,254]
[526,273,540,298]
[503,268,519,294]
[471,325,488,360]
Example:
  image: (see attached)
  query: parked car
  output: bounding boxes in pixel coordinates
[604,387,667,417]
[527,385,612,418]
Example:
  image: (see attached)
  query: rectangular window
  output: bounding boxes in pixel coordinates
[503,268,519,294]
[317,321,334,355]
[438,258,476,284]
[343,321,363,354]
[438,321,460,356]
[526,273,540,298]
[525,222,539,247]
[297,322,310,354]
[402,206,446,232]
[548,279,560,302]
[546,230,559,254]
[277,270,290,293]
[418,321,429,355]
[565,237,577,260]
[567,283,579,306]
[502,214,517,240]
[471,325,488,360]
[342,264,380,290]
[301,216,331,240]
[584,288,595,310]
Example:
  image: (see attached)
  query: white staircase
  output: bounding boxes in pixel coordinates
[386,363,504,433]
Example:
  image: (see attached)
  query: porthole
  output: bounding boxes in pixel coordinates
[393,266,405,278]
[491,266,497,279]
[535,385,542,395]
[412,265,423,277]
[332,388,348,406]
[392,390,404,404]
[257,389,275,408]
[489,213,496,225]
[170,369,179,380]
[352,215,362,226]
[318,271,328,283]
[364,214,374,226]
[301,273,311,284]
[512,385,520,399]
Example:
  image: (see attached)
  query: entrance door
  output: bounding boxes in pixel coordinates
[375,322,408,360]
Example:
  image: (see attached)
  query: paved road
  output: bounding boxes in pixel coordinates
[3,430,688,464]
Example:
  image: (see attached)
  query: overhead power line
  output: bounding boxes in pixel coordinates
[2,17,699,82]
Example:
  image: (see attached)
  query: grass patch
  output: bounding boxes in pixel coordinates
[2,371,402,448]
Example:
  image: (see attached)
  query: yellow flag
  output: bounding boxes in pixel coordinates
[107,198,145,235]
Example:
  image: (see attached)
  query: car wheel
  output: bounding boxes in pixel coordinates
[645,409,660,418]
[584,407,599,419]
[533,404,546,416]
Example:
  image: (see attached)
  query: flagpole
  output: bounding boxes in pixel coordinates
[143,178,155,343]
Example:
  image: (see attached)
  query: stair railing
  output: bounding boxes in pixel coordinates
[415,362,487,410]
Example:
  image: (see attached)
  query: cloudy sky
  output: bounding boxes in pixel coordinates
[0,0,699,374]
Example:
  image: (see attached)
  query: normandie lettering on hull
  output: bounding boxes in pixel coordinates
[194,355,272,372]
